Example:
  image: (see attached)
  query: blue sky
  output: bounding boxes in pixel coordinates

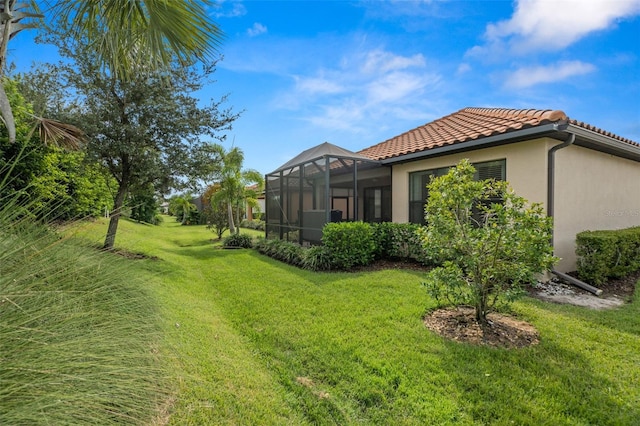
[11,0,640,175]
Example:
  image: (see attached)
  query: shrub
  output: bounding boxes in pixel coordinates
[302,245,335,271]
[576,227,640,285]
[422,159,556,325]
[240,219,265,231]
[223,233,253,248]
[322,222,375,270]
[255,238,304,266]
[372,222,430,264]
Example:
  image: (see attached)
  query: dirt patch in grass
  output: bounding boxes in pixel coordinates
[96,245,159,260]
[424,307,540,349]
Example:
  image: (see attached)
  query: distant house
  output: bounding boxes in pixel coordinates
[245,183,265,221]
[265,107,640,273]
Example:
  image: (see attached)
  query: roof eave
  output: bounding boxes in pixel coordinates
[379,123,561,165]
[378,123,640,165]
[563,124,640,162]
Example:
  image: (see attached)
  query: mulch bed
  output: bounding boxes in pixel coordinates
[424,307,540,349]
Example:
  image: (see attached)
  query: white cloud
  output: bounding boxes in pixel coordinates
[247,22,267,37]
[210,0,246,19]
[361,49,426,74]
[367,71,435,103]
[456,63,471,75]
[291,48,440,133]
[471,0,640,56]
[294,76,344,95]
[269,46,442,135]
[504,60,596,88]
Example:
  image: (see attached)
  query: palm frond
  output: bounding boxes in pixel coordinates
[31,115,85,150]
[55,0,224,81]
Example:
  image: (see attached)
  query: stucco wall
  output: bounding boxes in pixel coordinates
[391,138,552,222]
[390,138,640,274]
[554,144,640,272]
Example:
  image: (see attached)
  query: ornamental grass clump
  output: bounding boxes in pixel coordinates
[422,159,557,325]
[0,191,166,424]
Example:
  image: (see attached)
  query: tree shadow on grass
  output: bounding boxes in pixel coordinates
[436,335,639,425]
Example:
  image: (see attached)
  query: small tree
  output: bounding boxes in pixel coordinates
[209,145,264,235]
[422,159,556,325]
[202,183,229,239]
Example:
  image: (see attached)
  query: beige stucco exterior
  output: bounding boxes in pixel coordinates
[553,144,640,271]
[391,138,553,220]
[390,138,640,273]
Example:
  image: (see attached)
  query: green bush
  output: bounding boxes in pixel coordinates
[302,245,335,271]
[576,227,640,286]
[223,233,253,248]
[372,222,430,264]
[255,238,304,266]
[241,219,265,231]
[322,222,375,270]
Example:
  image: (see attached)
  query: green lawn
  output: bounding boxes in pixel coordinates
[75,217,640,425]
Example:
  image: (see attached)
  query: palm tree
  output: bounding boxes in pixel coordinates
[0,0,223,145]
[210,145,264,235]
[169,194,196,225]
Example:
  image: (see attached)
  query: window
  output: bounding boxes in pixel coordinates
[409,167,449,224]
[364,186,391,223]
[408,159,506,224]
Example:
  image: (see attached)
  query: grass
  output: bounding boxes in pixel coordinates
[0,205,166,424]
[69,216,640,425]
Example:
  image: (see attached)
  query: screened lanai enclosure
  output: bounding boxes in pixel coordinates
[265,142,391,245]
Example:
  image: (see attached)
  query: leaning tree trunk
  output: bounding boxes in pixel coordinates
[0,79,16,144]
[103,180,128,250]
[0,1,16,144]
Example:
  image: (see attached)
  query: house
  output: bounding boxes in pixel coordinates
[265,107,640,273]
[244,183,265,221]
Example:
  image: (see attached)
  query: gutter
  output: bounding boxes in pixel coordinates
[565,124,640,162]
[546,132,603,296]
[546,133,575,227]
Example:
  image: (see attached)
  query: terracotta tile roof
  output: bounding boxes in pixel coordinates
[358,107,639,161]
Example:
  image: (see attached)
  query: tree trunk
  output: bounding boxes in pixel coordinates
[0,1,16,144]
[475,290,489,326]
[0,80,16,144]
[235,203,241,234]
[103,180,128,250]
[227,202,235,235]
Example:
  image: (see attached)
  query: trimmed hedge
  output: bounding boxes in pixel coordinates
[576,227,640,286]
[372,222,430,264]
[322,222,376,270]
[256,222,432,271]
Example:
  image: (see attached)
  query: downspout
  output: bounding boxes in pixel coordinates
[547,133,603,296]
